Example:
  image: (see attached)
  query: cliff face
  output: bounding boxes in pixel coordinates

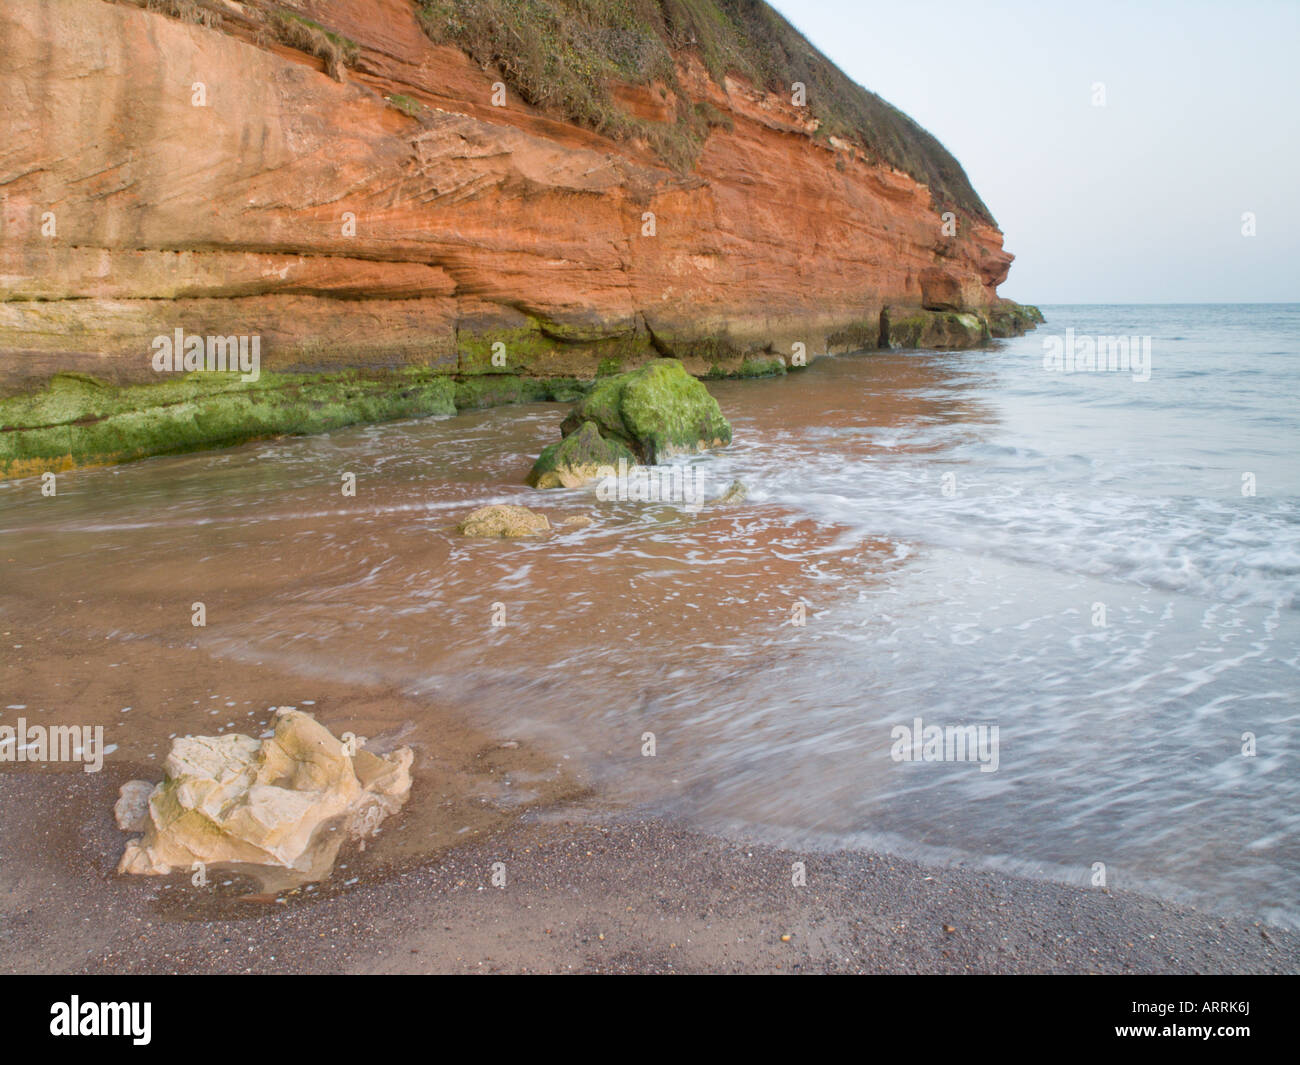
[0,0,1033,474]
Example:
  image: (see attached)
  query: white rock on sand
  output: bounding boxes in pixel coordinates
[116,710,412,881]
[113,779,154,834]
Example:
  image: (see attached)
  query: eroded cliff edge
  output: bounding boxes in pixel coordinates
[0,0,1039,475]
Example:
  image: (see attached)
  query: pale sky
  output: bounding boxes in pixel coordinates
[769,0,1300,304]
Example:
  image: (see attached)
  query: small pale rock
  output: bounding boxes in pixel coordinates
[457,504,550,538]
[114,780,154,833]
[714,480,748,505]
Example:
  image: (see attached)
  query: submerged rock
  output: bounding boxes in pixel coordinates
[117,710,413,881]
[559,358,732,465]
[527,420,637,488]
[458,503,551,537]
[705,356,788,380]
[713,480,748,504]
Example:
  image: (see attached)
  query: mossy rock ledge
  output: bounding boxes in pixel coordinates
[0,369,458,479]
[528,358,732,489]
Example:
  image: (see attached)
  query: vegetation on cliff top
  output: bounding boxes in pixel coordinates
[416,0,993,222]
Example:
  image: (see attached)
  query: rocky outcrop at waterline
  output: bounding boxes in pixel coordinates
[116,710,413,881]
[0,0,1039,476]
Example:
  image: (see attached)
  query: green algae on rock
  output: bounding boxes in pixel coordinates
[988,302,1046,338]
[886,310,991,350]
[705,356,789,380]
[527,420,637,489]
[877,302,1042,351]
[452,373,590,410]
[557,358,731,465]
[0,367,598,479]
[735,356,789,379]
[0,369,458,479]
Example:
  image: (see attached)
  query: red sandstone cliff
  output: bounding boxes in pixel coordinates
[0,0,1020,391]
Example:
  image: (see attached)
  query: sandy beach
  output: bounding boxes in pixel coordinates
[0,618,1293,975]
[2,765,1294,975]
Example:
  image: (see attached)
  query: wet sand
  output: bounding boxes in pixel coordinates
[0,634,1292,975]
[1,765,1294,974]
[0,617,593,879]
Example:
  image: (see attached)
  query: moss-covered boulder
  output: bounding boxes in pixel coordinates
[527,420,637,489]
[558,358,731,464]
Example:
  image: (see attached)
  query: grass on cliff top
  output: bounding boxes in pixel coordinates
[271,11,361,81]
[416,0,992,222]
